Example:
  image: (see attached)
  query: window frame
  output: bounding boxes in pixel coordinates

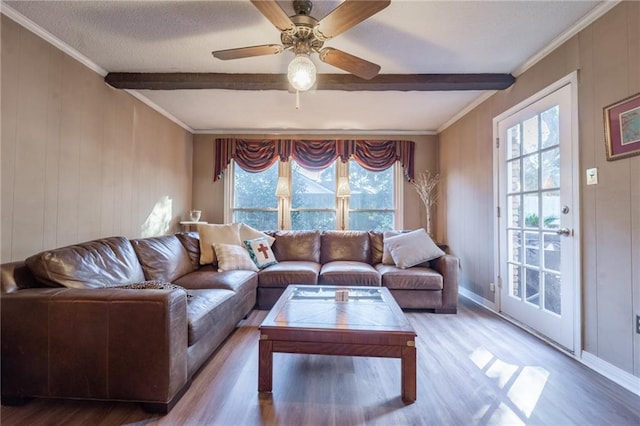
[225,159,404,230]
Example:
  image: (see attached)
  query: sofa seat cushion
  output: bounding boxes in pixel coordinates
[24,237,145,289]
[319,261,381,286]
[258,261,320,288]
[376,264,443,290]
[174,265,257,293]
[186,289,235,346]
[131,235,195,282]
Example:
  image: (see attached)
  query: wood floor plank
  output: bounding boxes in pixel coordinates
[1,297,639,425]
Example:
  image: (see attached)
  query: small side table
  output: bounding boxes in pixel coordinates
[179,221,207,233]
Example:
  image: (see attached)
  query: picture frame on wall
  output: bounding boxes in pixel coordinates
[603,92,640,161]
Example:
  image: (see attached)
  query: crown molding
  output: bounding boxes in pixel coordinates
[192,129,437,136]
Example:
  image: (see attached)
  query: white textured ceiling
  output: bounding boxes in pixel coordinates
[3,0,605,133]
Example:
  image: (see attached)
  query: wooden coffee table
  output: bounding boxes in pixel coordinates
[258,285,417,403]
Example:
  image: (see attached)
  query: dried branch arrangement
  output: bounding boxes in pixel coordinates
[411,170,440,236]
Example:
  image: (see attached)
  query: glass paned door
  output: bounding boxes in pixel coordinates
[497,83,576,352]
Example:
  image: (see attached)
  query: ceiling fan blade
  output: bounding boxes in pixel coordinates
[250,0,296,33]
[314,0,391,40]
[212,44,283,60]
[319,47,381,80]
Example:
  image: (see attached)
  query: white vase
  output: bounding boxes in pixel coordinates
[189,210,201,222]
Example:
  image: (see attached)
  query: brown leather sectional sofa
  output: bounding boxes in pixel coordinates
[259,230,459,313]
[0,229,458,413]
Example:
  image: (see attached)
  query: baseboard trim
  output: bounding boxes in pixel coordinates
[580,351,640,397]
[460,291,640,398]
[459,287,496,311]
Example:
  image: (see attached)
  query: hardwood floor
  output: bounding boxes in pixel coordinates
[2,297,639,425]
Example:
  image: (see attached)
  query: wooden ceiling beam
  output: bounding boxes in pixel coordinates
[104,73,515,91]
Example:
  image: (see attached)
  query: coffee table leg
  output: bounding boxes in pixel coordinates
[258,339,273,392]
[401,345,416,403]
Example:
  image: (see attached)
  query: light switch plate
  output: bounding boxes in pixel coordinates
[586,168,598,185]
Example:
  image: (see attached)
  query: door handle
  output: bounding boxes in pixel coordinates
[556,228,572,236]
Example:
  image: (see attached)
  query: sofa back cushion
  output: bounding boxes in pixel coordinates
[25,237,145,289]
[272,230,321,262]
[131,235,196,282]
[175,232,201,269]
[368,231,384,265]
[320,231,371,264]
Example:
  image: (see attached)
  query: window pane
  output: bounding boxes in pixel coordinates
[233,210,278,230]
[525,268,540,307]
[291,162,336,209]
[349,163,394,209]
[541,106,559,148]
[523,193,539,228]
[507,124,521,160]
[234,162,278,209]
[349,211,394,231]
[291,211,335,230]
[542,190,560,229]
[523,115,539,154]
[507,160,521,193]
[507,195,521,227]
[509,263,521,299]
[541,148,559,189]
[523,153,539,192]
[544,272,561,315]
[233,161,278,230]
[543,232,561,271]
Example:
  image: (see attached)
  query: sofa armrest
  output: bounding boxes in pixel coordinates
[1,287,188,404]
[431,254,459,311]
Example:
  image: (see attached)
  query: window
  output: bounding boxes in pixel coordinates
[231,162,278,230]
[291,161,336,230]
[348,162,395,231]
[230,160,399,231]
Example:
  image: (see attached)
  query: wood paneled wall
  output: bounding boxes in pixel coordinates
[439,2,640,377]
[1,15,193,262]
[192,133,438,231]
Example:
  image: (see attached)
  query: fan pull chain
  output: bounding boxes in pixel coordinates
[296,90,300,110]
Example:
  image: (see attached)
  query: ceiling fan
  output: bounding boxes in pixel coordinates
[212,0,390,91]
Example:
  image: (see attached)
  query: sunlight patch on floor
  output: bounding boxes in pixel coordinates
[470,347,549,424]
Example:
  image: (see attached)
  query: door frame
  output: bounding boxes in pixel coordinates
[492,71,582,354]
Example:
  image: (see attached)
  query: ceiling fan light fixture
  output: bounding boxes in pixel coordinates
[287,53,316,91]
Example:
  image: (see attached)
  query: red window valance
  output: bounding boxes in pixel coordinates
[214,138,414,181]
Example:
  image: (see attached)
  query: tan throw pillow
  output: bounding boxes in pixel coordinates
[213,243,259,272]
[197,223,242,265]
[384,228,445,269]
[238,223,275,246]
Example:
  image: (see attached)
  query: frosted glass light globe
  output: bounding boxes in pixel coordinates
[287,54,316,91]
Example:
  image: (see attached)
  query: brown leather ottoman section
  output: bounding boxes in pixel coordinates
[319,261,381,286]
